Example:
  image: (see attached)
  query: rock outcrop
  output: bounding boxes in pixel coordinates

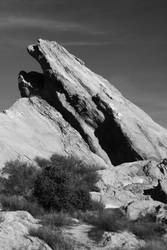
[0,38,167,249]
[0,97,106,168]
[0,38,167,168]
[27,39,167,165]
[0,211,51,250]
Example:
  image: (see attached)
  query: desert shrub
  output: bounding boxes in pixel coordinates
[84,208,166,241]
[39,211,74,228]
[0,195,45,216]
[90,200,104,212]
[33,155,100,212]
[29,226,75,250]
[1,160,39,198]
[128,219,165,240]
[139,240,167,250]
[83,208,127,232]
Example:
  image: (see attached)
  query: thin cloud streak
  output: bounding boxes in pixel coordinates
[62,41,113,46]
[0,36,113,49]
[0,16,105,35]
[0,16,83,31]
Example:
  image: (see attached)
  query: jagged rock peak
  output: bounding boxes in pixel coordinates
[20,39,167,165]
[17,38,167,166]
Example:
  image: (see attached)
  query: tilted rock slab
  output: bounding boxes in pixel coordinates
[0,38,167,167]
[27,39,167,165]
[0,97,105,168]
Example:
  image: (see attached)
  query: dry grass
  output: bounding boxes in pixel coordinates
[0,195,45,217]
[29,226,75,250]
[139,240,167,250]
[39,211,74,228]
[83,208,166,241]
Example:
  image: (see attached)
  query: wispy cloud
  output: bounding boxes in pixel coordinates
[0,15,104,35]
[0,16,82,31]
[0,36,113,50]
[62,41,112,46]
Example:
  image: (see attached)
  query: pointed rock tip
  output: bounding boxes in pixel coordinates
[27,38,85,65]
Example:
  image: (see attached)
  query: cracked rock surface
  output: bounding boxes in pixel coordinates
[1,39,167,168]
[1,39,167,249]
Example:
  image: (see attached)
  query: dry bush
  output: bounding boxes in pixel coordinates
[34,155,99,212]
[0,195,45,217]
[139,240,167,250]
[39,211,74,228]
[29,226,75,250]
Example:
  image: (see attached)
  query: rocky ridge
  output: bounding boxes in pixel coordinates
[0,39,167,249]
[1,39,167,168]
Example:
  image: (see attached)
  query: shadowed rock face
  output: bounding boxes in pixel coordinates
[18,71,44,97]
[21,38,167,166]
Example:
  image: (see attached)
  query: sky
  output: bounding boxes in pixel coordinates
[0,0,167,127]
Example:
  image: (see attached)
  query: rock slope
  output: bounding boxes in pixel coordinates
[0,39,167,249]
[0,96,105,168]
[0,211,51,250]
[20,39,167,166]
[0,39,167,168]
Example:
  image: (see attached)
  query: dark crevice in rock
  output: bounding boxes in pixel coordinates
[92,95,142,166]
[18,69,142,166]
[41,73,96,154]
[27,41,142,166]
[144,181,167,203]
[18,71,44,98]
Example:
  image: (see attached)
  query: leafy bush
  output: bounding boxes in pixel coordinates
[1,160,39,198]
[29,226,75,250]
[0,195,45,217]
[33,155,99,212]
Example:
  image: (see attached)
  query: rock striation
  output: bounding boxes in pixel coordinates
[0,97,105,168]
[0,211,52,250]
[0,38,167,249]
[26,39,167,165]
[0,38,167,168]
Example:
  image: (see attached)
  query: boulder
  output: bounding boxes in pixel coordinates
[0,211,51,250]
[100,231,144,250]
[126,200,162,220]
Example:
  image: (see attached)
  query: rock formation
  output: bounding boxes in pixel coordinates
[0,39,167,249]
[0,38,167,169]
[26,39,167,165]
[0,211,52,250]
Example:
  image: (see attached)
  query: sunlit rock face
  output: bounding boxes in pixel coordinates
[26,39,167,166]
[1,38,167,249]
[0,96,106,169]
[0,211,52,250]
[1,39,167,169]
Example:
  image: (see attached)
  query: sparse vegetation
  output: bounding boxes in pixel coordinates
[0,194,45,216]
[139,240,167,250]
[83,208,166,242]
[128,217,166,240]
[39,211,74,228]
[33,154,99,212]
[0,155,99,215]
[83,208,127,232]
[2,156,167,249]
[1,160,39,198]
[29,226,75,250]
